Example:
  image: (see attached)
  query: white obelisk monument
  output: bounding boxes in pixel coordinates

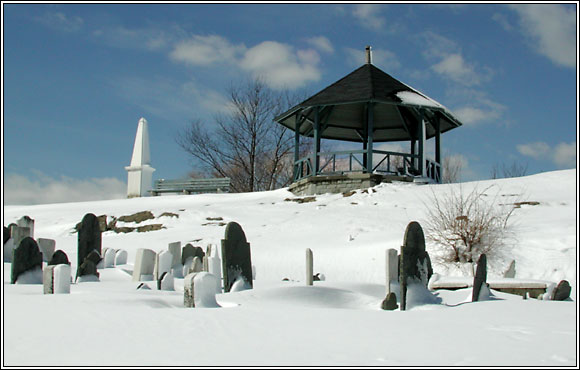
[125,117,155,198]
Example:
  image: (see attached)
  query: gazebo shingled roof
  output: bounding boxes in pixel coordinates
[275,63,463,142]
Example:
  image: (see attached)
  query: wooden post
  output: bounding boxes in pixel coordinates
[294,114,300,180]
[435,115,441,182]
[410,139,416,170]
[418,110,425,177]
[367,102,374,173]
[306,248,313,286]
[313,106,321,175]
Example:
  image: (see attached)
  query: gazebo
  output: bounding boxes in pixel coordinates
[275,46,464,195]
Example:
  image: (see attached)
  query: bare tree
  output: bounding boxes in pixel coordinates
[176,78,308,192]
[490,160,528,179]
[442,155,463,183]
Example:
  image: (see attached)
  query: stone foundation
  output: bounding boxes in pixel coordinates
[289,173,414,196]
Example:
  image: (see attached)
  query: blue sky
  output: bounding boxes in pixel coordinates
[2,3,577,204]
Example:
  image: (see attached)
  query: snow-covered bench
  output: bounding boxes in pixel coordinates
[429,277,552,299]
[150,178,231,196]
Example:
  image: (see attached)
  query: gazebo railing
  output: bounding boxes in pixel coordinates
[293,149,438,181]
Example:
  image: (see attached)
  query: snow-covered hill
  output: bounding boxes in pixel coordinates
[2,169,577,366]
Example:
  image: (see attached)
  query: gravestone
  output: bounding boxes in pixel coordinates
[472,254,488,302]
[115,249,128,265]
[381,292,398,310]
[3,226,10,245]
[11,226,31,249]
[43,264,71,294]
[551,280,571,301]
[504,260,516,278]
[154,250,173,281]
[192,256,203,273]
[76,250,102,281]
[103,248,116,268]
[11,237,43,284]
[385,249,398,295]
[168,242,182,276]
[77,213,102,278]
[205,247,222,294]
[132,248,156,282]
[221,222,253,293]
[306,248,313,286]
[157,271,174,291]
[399,221,431,311]
[17,216,35,239]
[184,272,220,308]
[182,244,205,265]
[48,250,70,266]
[3,238,15,262]
[38,238,56,262]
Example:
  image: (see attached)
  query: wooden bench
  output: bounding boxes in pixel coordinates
[150,178,231,196]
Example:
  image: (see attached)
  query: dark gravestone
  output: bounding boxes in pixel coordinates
[551,280,571,301]
[399,221,431,311]
[11,237,43,284]
[77,213,102,278]
[472,254,488,302]
[221,222,253,293]
[381,292,398,310]
[48,250,70,266]
[3,226,10,245]
[182,244,205,265]
[76,250,102,281]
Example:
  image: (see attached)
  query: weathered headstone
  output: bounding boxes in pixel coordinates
[11,237,43,284]
[103,248,116,268]
[157,271,174,291]
[132,248,156,282]
[221,222,253,293]
[182,244,205,265]
[184,272,220,308]
[550,280,571,301]
[115,249,128,265]
[385,248,398,295]
[168,241,182,275]
[306,248,313,286]
[381,292,398,310]
[205,247,222,294]
[11,226,31,249]
[399,221,431,310]
[77,213,102,278]
[504,260,516,278]
[43,264,71,294]
[17,216,35,239]
[192,256,203,273]
[3,238,15,262]
[48,250,70,266]
[38,238,56,262]
[154,250,173,281]
[76,250,102,281]
[472,254,488,302]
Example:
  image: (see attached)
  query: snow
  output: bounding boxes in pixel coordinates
[2,169,577,366]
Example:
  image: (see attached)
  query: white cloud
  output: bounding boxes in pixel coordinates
[4,172,127,206]
[432,54,481,86]
[508,4,576,68]
[170,34,245,65]
[449,89,507,126]
[492,12,513,31]
[34,11,83,32]
[306,36,334,53]
[352,4,386,31]
[92,24,185,51]
[344,47,401,70]
[517,141,576,168]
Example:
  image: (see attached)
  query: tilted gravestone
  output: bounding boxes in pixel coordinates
[221,222,253,293]
[38,238,56,262]
[472,254,488,302]
[385,249,398,295]
[17,216,35,239]
[76,250,102,281]
[43,264,71,294]
[399,221,432,310]
[504,260,516,278]
[168,242,182,269]
[11,226,31,249]
[11,237,43,284]
[132,248,156,282]
[77,213,102,278]
[551,280,571,301]
[48,250,70,266]
[115,249,128,265]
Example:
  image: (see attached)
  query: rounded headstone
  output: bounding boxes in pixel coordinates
[77,213,102,269]
[399,221,428,310]
[115,249,128,265]
[11,237,43,284]
[221,221,253,293]
[48,250,70,266]
[551,280,571,301]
